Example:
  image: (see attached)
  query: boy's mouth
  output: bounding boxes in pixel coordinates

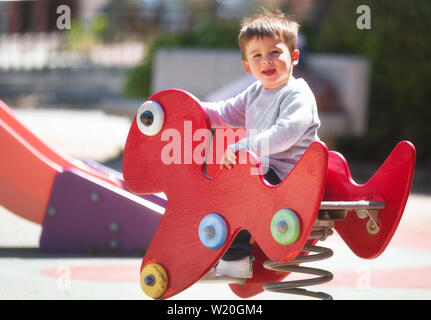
[262,68,276,76]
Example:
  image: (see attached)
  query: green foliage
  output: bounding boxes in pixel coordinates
[90,15,108,39]
[304,0,431,164]
[123,21,240,99]
[67,15,108,51]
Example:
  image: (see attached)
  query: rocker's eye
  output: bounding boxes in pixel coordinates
[136,101,164,136]
[140,110,154,127]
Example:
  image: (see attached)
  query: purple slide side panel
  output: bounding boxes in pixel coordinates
[40,169,164,255]
[83,159,168,207]
[139,194,167,207]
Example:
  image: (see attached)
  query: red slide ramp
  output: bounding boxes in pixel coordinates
[0,99,128,224]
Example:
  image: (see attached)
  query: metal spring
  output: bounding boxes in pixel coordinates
[263,244,334,300]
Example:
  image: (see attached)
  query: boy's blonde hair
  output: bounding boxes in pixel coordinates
[238,9,299,60]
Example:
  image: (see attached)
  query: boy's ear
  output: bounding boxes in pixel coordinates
[291,49,300,66]
[242,60,252,74]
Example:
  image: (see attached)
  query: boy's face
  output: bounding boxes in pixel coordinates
[242,36,299,90]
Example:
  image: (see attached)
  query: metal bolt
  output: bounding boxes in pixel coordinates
[85,245,97,254]
[110,222,119,232]
[276,220,288,234]
[203,226,215,239]
[90,191,100,203]
[366,219,380,235]
[356,209,369,219]
[144,274,155,286]
[109,239,118,250]
[47,206,57,216]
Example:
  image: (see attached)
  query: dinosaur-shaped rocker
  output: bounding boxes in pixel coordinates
[123,89,416,300]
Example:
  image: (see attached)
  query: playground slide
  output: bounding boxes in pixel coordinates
[0,116,61,224]
[0,99,127,224]
[0,100,124,188]
[0,99,163,254]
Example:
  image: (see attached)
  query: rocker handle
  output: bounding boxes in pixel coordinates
[320,200,385,210]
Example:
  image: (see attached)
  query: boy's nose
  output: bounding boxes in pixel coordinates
[262,55,273,64]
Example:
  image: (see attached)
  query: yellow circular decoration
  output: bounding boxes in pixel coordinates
[140,263,168,299]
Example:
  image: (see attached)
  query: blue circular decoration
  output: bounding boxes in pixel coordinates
[198,213,228,249]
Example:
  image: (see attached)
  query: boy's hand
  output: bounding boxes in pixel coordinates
[220,146,237,169]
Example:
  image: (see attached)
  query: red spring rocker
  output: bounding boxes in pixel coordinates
[123,89,415,300]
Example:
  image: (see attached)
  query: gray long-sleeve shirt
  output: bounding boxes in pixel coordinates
[201,77,320,180]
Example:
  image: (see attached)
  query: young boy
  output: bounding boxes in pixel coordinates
[201,9,321,278]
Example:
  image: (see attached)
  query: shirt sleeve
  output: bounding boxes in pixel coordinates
[200,89,249,129]
[231,90,314,157]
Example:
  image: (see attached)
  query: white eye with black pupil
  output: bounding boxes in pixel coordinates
[136,101,164,136]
